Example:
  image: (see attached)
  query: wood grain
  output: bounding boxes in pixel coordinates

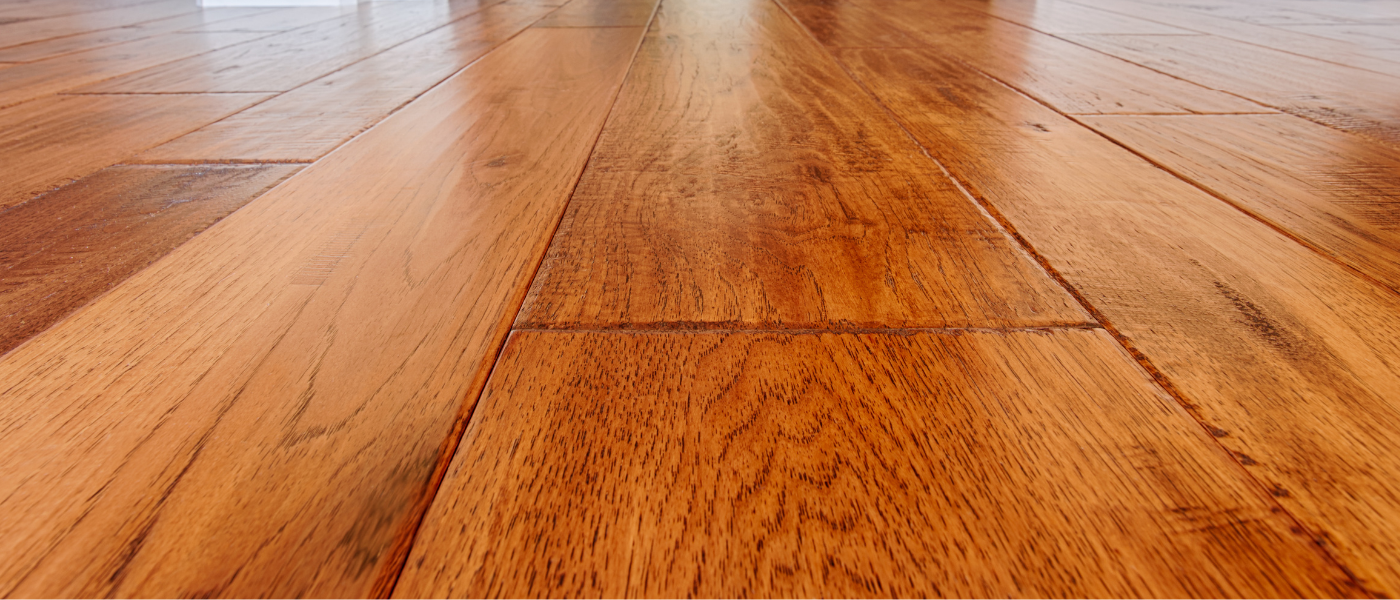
[0,93,271,210]
[839,47,1400,595]
[139,2,556,163]
[395,329,1359,598]
[533,0,656,27]
[179,6,353,33]
[518,0,1087,330]
[0,26,643,598]
[0,164,300,355]
[0,7,269,63]
[1083,113,1400,293]
[0,0,196,49]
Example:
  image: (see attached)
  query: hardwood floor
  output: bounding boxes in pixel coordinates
[0,0,1398,596]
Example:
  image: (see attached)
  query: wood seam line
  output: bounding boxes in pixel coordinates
[513,325,1106,334]
[0,4,195,51]
[113,161,313,167]
[769,1,1378,592]
[377,10,663,599]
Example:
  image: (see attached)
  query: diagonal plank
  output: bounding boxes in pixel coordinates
[839,47,1400,596]
[0,0,198,49]
[0,7,270,63]
[533,0,655,27]
[395,329,1359,598]
[0,26,643,598]
[517,0,1087,330]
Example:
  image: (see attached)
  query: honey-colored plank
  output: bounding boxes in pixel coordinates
[396,329,1358,598]
[533,0,656,27]
[1083,113,1400,293]
[0,0,171,22]
[75,0,504,94]
[139,2,557,163]
[0,26,642,598]
[518,0,1086,330]
[0,164,300,355]
[0,0,196,48]
[0,93,271,210]
[840,47,1400,595]
[780,0,1268,115]
[0,8,270,63]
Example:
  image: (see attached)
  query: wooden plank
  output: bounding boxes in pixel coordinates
[839,47,1400,596]
[533,0,656,27]
[0,26,642,598]
[395,329,1359,597]
[74,0,505,94]
[780,0,1268,115]
[0,93,271,210]
[0,30,270,109]
[0,8,271,63]
[956,0,1197,35]
[1277,23,1400,48]
[0,0,169,22]
[0,164,300,356]
[0,0,198,49]
[138,2,557,163]
[1082,113,1400,294]
[518,0,1087,330]
[179,6,356,33]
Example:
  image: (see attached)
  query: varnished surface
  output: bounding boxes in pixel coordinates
[397,329,1357,598]
[518,0,1087,329]
[0,0,197,49]
[841,48,1400,595]
[534,0,655,27]
[0,26,641,598]
[0,164,300,355]
[0,8,269,63]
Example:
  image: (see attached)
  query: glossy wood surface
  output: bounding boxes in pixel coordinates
[534,0,654,27]
[397,329,1356,598]
[0,0,196,48]
[0,26,641,598]
[0,164,299,355]
[0,7,269,63]
[518,0,1087,329]
[840,48,1400,595]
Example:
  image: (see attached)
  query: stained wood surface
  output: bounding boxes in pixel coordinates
[518,0,1086,330]
[533,0,655,27]
[1083,113,1400,293]
[396,329,1358,598]
[0,8,269,63]
[180,6,352,33]
[840,47,1400,595]
[0,93,270,210]
[0,26,642,598]
[0,164,300,355]
[0,0,196,49]
[139,2,556,163]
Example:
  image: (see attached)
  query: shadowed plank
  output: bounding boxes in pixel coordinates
[533,0,655,27]
[518,0,1087,330]
[840,47,1400,596]
[395,329,1359,598]
[0,8,270,63]
[0,164,300,355]
[0,26,642,598]
[780,0,1267,115]
[0,0,197,49]
[139,2,557,163]
[1083,113,1400,293]
[0,93,271,210]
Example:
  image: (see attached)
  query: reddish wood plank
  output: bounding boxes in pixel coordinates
[533,0,656,27]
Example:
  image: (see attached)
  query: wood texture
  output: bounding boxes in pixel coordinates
[0,26,642,598]
[0,7,269,63]
[0,164,300,355]
[1083,113,1400,293]
[0,93,271,210]
[840,47,1400,595]
[396,329,1358,598]
[179,6,353,33]
[0,0,196,49]
[139,2,556,163]
[518,0,1087,330]
[533,0,655,27]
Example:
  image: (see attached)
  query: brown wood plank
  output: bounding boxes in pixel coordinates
[73,0,505,94]
[518,0,1087,330]
[533,0,656,27]
[0,93,271,210]
[839,47,1400,596]
[395,329,1359,598]
[957,0,1196,35]
[179,6,355,33]
[0,0,169,22]
[0,0,197,49]
[0,8,271,63]
[780,0,1268,115]
[1082,113,1400,294]
[0,26,643,598]
[0,164,300,356]
[138,2,557,163]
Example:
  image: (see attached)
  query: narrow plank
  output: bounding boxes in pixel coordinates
[396,329,1358,597]
[0,0,169,21]
[0,93,271,210]
[138,2,557,163]
[780,0,1267,115]
[0,30,270,109]
[0,8,270,63]
[1083,113,1400,293]
[518,0,1087,330]
[74,0,503,94]
[1278,23,1400,48]
[179,6,355,33]
[0,0,198,49]
[533,0,655,27]
[0,164,300,355]
[957,0,1197,35]
[840,47,1400,595]
[0,26,642,598]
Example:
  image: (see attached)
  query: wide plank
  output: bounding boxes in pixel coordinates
[0,163,300,355]
[0,0,197,49]
[1082,113,1400,293]
[533,0,656,27]
[0,26,642,598]
[138,2,557,163]
[517,0,1087,330]
[0,7,269,63]
[0,93,270,210]
[179,6,355,33]
[396,329,1358,598]
[840,47,1400,595]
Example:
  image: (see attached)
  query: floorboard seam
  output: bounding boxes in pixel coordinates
[512,325,1104,334]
